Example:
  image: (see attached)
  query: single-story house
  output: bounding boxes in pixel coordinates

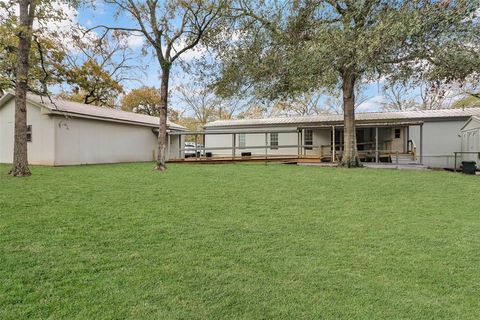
[202,108,480,168]
[0,93,186,166]
[461,116,480,163]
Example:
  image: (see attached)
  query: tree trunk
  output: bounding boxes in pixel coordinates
[154,65,170,171]
[340,70,362,168]
[9,0,35,177]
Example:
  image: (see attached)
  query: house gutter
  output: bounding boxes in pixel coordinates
[42,108,187,131]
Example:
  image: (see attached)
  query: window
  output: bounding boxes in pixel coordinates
[394,128,401,139]
[304,129,313,150]
[239,133,246,148]
[356,129,365,151]
[270,132,278,150]
[26,125,32,142]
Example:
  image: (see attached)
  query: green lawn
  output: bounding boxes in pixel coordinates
[0,163,479,319]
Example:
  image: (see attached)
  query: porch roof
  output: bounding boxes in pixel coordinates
[205,108,480,129]
[298,121,424,129]
[169,121,424,135]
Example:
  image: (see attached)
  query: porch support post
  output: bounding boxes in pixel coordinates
[232,133,236,159]
[265,132,268,160]
[202,134,206,158]
[300,129,304,157]
[195,134,198,160]
[375,127,379,163]
[300,129,305,156]
[167,133,171,161]
[297,130,300,157]
[419,124,423,164]
[406,126,410,153]
[178,133,182,159]
[332,126,336,162]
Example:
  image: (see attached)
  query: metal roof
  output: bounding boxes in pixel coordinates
[205,107,480,129]
[0,92,187,131]
[460,116,480,130]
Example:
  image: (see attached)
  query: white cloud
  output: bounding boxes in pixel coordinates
[92,0,106,15]
[179,46,207,61]
[126,34,144,49]
[0,0,79,32]
[356,95,388,112]
[0,0,16,17]
[42,2,78,31]
[170,39,208,61]
[362,75,387,85]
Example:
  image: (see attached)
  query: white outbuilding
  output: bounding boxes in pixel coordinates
[461,116,480,163]
[0,93,186,166]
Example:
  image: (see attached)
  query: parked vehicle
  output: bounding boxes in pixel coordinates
[184,142,204,158]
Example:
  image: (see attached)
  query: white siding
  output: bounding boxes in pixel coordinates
[53,116,159,165]
[205,127,301,156]
[168,135,184,160]
[409,120,464,168]
[204,127,331,157]
[0,100,55,165]
[0,99,16,164]
[312,129,330,156]
[461,118,480,163]
[205,133,233,156]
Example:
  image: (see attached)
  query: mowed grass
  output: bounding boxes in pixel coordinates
[0,163,479,319]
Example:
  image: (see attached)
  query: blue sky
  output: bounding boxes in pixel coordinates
[77,2,163,86]
[75,2,387,113]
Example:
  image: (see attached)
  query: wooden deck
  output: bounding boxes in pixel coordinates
[168,152,414,165]
[168,155,323,164]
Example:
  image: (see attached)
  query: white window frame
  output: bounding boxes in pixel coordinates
[304,129,313,150]
[394,128,401,139]
[239,133,246,148]
[270,132,278,150]
[26,125,32,142]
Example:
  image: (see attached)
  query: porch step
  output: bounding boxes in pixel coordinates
[390,154,418,165]
[363,163,429,170]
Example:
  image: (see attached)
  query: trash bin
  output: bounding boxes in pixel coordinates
[461,161,477,174]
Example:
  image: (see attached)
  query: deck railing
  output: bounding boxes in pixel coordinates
[174,143,324,161]
[407,139,417,161]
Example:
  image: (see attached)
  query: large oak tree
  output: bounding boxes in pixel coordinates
[1,0,78,176]
[9,0,36,176]
[61,31,142,107]
[214,0,480,167]
[121,86,162,116]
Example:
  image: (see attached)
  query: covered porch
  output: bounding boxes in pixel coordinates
[311,121,423,164]
[166,121,424,164]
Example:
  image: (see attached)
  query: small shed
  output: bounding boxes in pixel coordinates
[461,116,480,163]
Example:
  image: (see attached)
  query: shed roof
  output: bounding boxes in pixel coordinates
[461,116,480,131]
[0,92,187,131]
[205,107,480,129]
